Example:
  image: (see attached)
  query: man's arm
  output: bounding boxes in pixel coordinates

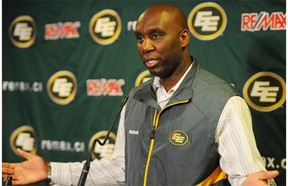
[50,107,126,185]
[216,96,279,185]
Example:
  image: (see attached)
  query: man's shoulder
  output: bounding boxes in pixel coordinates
[187,68,240,107]
[196,67,237,93]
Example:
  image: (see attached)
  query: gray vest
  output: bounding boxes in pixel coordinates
[124,60,238,186]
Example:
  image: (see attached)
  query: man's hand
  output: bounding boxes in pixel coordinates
[243,170,279,186]
[2,149,49,185]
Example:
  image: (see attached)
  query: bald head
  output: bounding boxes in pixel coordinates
[137,4,188,31]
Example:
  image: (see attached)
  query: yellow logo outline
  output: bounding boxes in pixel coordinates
[88,131,116,160]
[47,70,77,105]
[243,72,286,112]
[188,2,227,41]
[89,9,122,45]
[9,15,36,48]
[10,125,37,155]
[169,130,189,146]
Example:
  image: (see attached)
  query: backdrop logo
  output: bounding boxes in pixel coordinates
[89,131,116,160]
[10,126,37,154]
[41,140,85,152]
[47,71,77,105]
[89,9,122,45]
[243,72,286,112]
[169,130,189,146]
[2,81,43,92]
[135,70,153,87]
[87,78,125,96]
[188,2,227,40]
[241,12,286,32]
[45,21,81,40]
[9,15,36,48]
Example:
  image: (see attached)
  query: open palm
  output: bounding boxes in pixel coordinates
[2,149,48,185]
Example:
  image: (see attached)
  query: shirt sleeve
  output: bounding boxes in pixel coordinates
[50,106,126,186]
[215,96,267,185]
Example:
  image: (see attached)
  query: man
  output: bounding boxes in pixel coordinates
[2,3,279,186]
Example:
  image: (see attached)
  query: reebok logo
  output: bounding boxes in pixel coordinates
[129,130,139,135]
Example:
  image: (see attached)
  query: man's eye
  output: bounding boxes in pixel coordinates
[152,34,160,39]
[137,36,144,42]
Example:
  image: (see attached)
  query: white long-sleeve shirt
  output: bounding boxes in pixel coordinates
[50,65,269,186]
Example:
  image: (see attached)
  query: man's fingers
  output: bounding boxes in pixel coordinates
[2,167,15,175]
[2,163,16,174]
[16,148,34,160]
[2,162,15,169]
[258,170,279,180]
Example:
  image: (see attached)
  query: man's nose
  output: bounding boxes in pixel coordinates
[141,39,154,53]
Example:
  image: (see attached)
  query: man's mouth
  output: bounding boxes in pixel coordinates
[145,59,159,68]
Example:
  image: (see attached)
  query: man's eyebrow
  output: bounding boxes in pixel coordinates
[135,28,164,36]
[149,28,163,33]
[134,31,141,37]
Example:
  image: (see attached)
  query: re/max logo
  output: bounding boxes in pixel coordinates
[86,78,125,96]
[241,12,286,32]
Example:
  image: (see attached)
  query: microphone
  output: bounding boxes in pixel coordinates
[4,175,12,186]
[77,95,129,186]
[77,153,92,186]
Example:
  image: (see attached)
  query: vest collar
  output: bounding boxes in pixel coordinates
[133,57,199,108]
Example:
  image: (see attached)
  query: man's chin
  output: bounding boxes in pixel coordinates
[148,70,168,79]
[147,69,159,77]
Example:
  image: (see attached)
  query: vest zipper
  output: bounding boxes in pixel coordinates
[143,99,190,186]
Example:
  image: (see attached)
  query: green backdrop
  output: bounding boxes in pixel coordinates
[2,0,286,185]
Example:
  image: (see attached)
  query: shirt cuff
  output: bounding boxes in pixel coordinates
[50,162,73,185]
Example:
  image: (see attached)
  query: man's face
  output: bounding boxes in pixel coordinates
[135,11,183,78]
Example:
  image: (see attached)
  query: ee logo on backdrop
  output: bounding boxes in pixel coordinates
[188,2,227,41]
[9,15,36,48]
[47,71,77,105]
[89,9,122,45]
[89,131,116,160]
[10,126,37,155]
[243,72,286,112]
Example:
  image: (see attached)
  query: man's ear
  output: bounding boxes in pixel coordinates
[180,29,190,47]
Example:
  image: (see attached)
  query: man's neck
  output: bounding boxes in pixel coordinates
[160,62,192,92]
[160,58,192,91]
